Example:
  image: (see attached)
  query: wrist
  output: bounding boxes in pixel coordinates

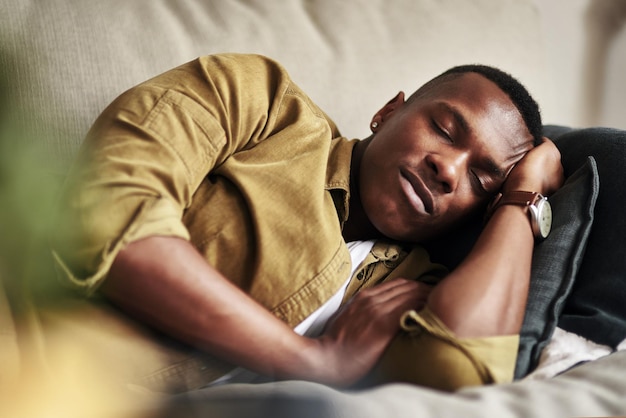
[295,335,343,385]
[486,191,552,240]
[502,178,545,196]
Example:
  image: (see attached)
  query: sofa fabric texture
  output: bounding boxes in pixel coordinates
[1,0,547,174]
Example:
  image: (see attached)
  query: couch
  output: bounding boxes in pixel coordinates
[1,1,626,417]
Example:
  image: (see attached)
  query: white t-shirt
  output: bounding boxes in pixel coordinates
[209,240,376,386]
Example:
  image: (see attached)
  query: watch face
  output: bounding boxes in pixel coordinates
[538,199,552,238]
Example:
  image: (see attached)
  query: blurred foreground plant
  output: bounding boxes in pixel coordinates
[0,49,159,418]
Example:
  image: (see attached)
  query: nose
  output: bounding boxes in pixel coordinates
[426,150,469,194]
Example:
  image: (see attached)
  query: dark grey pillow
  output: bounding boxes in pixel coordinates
[552,128,626,350]
[514,156,599,378]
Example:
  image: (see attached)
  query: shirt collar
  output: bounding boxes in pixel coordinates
[325,136,357,225]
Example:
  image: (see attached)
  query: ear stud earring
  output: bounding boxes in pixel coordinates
[371,121,379,131]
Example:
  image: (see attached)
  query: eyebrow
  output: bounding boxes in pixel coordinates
[438,102,506,180]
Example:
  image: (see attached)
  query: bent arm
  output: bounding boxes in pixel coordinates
[102,236,324,381]
[427,204,535,337]
[102,235,427,386]
[427,138,564,338]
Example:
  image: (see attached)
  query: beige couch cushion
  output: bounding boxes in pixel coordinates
[1,0,547,173]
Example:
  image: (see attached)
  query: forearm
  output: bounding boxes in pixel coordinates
[427,138,563,339]
[101,235,329,382]
[427,205,534,338]
[101,235,427,387]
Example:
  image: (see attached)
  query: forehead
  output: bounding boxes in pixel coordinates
[419,72,534,169]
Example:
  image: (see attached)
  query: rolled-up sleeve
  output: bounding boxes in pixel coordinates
[363,307,519,391]
[51,54,296,295]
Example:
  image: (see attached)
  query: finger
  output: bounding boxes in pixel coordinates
[362,277,415,294]
[381,290,430,316]
[373,279,432,300]
[355,279,427,305]
[361,285,432,318]
[367,277,431,296]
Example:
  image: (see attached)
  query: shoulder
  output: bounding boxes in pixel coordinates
[196,53,293,84]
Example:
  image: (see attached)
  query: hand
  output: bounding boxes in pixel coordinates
[503,137,564,196]
[310,278,432,386]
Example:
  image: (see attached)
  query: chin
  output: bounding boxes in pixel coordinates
[378,223,428,244]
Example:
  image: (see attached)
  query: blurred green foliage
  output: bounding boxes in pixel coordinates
[0,48,66,306]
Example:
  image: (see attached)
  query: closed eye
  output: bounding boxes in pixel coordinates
[470,170,491,196]
[431,119,452,142]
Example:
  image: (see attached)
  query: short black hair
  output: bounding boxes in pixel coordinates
[412,65,543,147]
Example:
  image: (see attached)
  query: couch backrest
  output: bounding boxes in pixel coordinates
[1,0,547,175]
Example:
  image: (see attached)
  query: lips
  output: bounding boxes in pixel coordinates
[400,168,434,215]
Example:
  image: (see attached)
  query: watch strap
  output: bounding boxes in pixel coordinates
[485,190,552,240]
[486,191,542,221]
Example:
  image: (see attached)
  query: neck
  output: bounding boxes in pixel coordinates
[342,137,383,242]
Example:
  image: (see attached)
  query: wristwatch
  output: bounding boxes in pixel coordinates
[487,191,552,240]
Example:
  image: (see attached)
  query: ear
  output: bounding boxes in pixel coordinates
[370,92,406,130]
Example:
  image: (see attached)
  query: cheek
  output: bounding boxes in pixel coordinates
[443,187,488,221]
[358,173,410,237]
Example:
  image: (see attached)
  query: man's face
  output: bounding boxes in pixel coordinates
[359,72,534,242]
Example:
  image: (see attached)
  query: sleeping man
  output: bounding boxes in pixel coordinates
[51,53,563,391]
